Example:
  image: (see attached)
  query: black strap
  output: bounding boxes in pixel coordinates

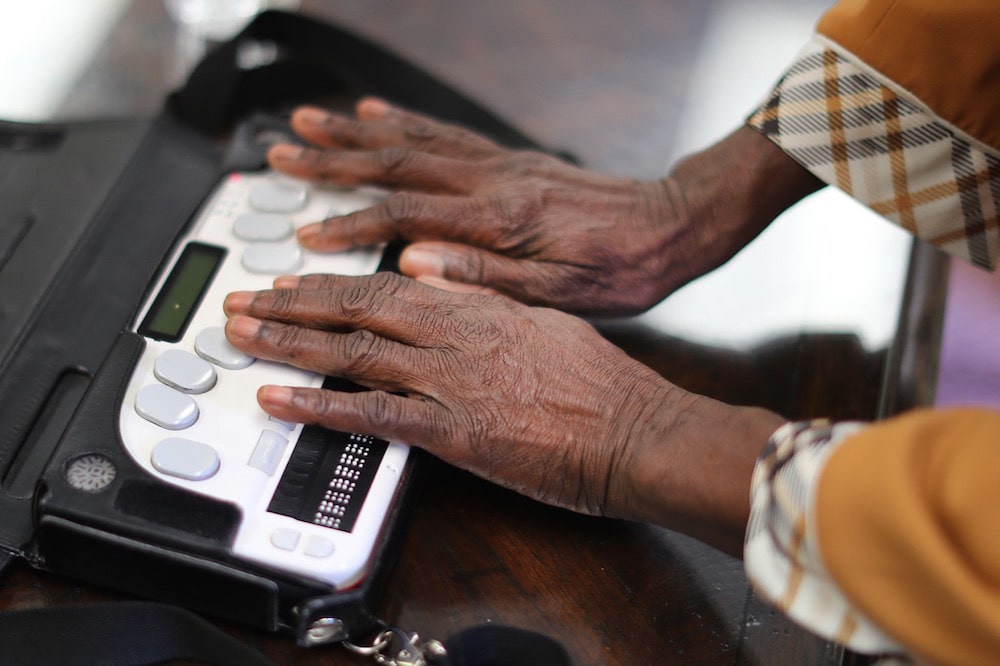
[0,602,274,666]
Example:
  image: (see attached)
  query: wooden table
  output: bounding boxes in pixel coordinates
[0,1,946,664]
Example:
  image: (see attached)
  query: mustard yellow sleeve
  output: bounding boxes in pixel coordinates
[817,408,1000,665]
[818,0,1000,151]
[747,0,1000,269]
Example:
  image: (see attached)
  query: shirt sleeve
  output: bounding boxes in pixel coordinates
[746,0,1000,270]
[743,420,906,656]
[745,409,1000,665]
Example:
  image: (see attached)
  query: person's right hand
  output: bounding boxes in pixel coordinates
[268,99,822,316]
[223,271,784,555]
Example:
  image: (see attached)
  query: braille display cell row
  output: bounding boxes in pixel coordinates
[268,425,389,533]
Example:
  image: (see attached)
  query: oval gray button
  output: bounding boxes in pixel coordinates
[304,535,336,558]
[249,181,308,213]
[233,213,294,241]
[151,437,220,480]
[195,327,256,370]
[241,243,303,274]
[154,349,217,394]
[270,528,300,551]
[135,384,199,430]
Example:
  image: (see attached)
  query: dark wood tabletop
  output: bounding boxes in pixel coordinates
[0,1,946,664]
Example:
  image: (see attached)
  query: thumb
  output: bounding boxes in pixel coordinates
[400,242,549,301]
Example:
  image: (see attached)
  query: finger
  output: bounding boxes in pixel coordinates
[257,385,442,453]
[268,143,482,194]
[225,315,423,392]
[400,242,576,305]
[289,101,503,161]
[224,273,467,344]
[295,192,484,252]
[356,97,505,159]
[290,106,407,150]
[416,275,499,296]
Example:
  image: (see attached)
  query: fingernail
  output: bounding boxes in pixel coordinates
[268,143,303,163]
[295,107,332,127]
[273,275,301,289]
[297,223,322,243]
[224,291,254,314]
[400,246,444,277]
[259,385,294,408]
[357,97,390,118]
[227,315,261,339]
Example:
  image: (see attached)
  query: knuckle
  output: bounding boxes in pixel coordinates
[334,284,376,322]
[381,192,421,229]
[338,273,406,321]
[484,188,545,249]
[262,320,304,357]
[265,288,301,318]
[363,390,402,427]
[375,145,418,175]
[340,329,383,374]
[311,151,343,180]
[401,119,438,144]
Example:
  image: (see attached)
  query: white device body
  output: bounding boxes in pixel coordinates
[118,171,410,589]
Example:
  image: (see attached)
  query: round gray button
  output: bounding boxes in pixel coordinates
[135,384,199,430]
[154,349,217,394]
[241,243,303,274]
[249,181,308,213]
[195,327,256,370]
[151,437,220,481]
[233,213,294,241]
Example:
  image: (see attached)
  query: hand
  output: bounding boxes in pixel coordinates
[224,273,784,554]
[266,99,815,316]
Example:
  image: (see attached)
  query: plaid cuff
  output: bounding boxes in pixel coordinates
[748,36,1000,270]
[744,420,904,654]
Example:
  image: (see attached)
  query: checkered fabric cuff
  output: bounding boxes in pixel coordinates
[744,420,904,654]
[748,36,1000,270]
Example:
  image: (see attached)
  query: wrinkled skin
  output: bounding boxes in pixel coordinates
[224,273,783,555]
[266,99,818,316]
[227,100,819,555]
[224,272,661,515]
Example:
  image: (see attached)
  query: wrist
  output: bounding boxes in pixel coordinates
[657,125,824,293]
[610,382,785,557]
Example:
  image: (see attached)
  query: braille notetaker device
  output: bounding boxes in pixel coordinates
[118,170,411,590]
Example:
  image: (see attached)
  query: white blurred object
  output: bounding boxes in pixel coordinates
[635,0,910,353]
[0,0,130,121]
[164,0,266,40]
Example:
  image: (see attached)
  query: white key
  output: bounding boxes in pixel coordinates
[248,430,288,476]
[270,528,301,551]
[304,536,336,558]
[135,384,199,430]
[195,327,255,370]
[249,181,308,213]
[154,349,217,394]
[151,437,220,480]
[241,243,302,274]
[233,212,294,241]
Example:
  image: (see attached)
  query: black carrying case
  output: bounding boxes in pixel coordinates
[0,10,550,646]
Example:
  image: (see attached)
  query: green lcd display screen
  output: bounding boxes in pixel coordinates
[138,242,226,342]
